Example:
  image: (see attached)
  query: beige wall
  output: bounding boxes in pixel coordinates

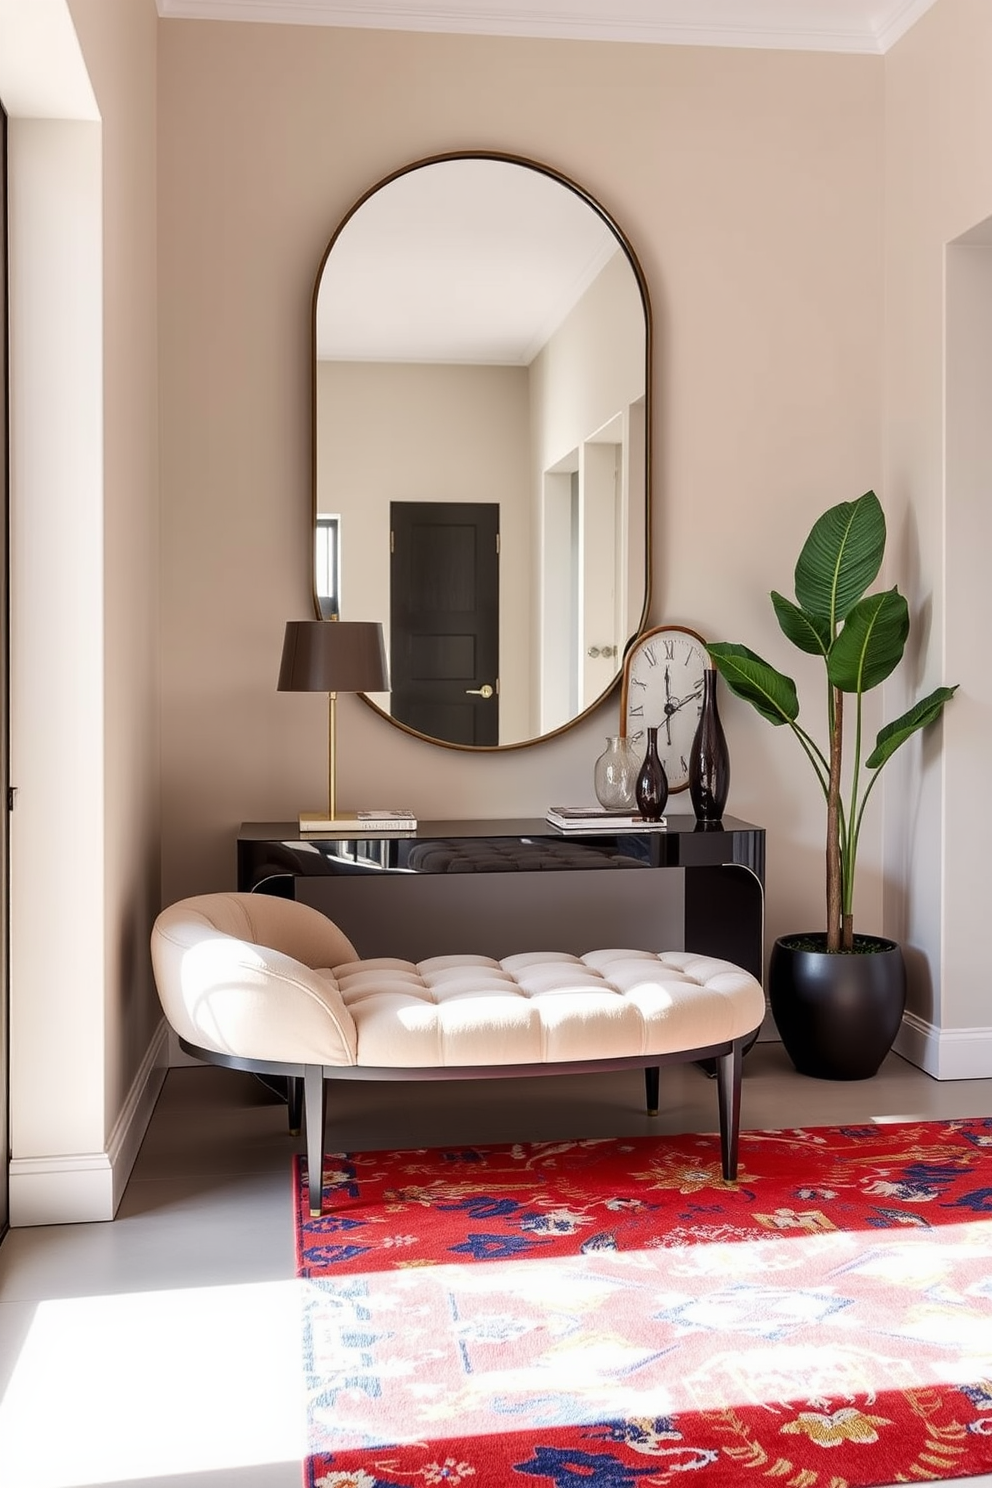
[884,0,992,1072]
[74,0,162,1169]
[157,22,883,967]
[317,359,533,738]
[6,0,160,1223]
[531,247,648,725]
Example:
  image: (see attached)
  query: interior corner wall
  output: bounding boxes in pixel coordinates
[71,0,163,1200]
[157,22,884,975]
[5,0,162,1227]
[883,0,992,1079]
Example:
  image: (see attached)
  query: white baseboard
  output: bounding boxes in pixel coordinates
[894,1011,992,1081]
[8,1021,169,1227]
[108,1020,170,1212]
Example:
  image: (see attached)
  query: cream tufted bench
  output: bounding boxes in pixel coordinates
[150,891,765,1216]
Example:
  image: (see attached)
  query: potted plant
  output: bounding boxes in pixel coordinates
[708,490,956,1080]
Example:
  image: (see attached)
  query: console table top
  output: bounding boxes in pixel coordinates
[239,814,762,842]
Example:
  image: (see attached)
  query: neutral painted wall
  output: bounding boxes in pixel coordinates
[531,248,645,476]
[157,21,884,974]
[5,0,160,1223]
[317,359,533,739]
[531,247,648,725]
[884,0,992,1074]
[74,0,162,1176]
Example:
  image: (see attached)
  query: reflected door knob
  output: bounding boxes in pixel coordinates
[465,684,494,698]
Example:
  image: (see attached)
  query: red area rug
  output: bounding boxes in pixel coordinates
[295,1119,992,1487]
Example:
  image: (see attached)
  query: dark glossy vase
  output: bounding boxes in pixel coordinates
[769,933,906,1080]
[635,726,668,820]
[689,668,730,822]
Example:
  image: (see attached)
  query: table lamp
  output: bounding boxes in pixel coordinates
[278,618,389,833]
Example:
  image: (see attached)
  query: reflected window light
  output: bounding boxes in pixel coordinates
[315,514,340,618]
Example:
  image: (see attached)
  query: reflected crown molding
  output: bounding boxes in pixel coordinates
[155,0,937,57]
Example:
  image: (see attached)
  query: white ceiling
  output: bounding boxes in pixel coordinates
[156,0,938,55]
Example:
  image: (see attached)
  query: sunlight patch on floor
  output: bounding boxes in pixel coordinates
[0,1280,309,1488]
[303,1219,992,1451]
[2,1222,991,1488]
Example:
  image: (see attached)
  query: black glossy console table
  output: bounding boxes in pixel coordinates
[237,816,765,983]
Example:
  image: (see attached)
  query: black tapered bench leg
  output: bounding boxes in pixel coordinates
[715,1038,745,1180]
[644,1066,659,1115]
[304,1065,327,1216]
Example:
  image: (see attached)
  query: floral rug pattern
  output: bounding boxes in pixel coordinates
[295,1119,992,1487]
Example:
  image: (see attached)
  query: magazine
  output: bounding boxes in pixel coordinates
[546,806,667,831]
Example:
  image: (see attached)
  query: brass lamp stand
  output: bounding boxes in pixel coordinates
[277,618,389,833]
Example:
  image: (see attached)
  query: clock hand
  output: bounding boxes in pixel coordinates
[668,686,703,715]
[664,687,700,715]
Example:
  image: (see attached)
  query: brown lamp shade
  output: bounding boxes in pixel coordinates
[277,620,389,695]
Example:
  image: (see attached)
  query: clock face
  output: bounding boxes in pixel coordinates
[620,625,709,792]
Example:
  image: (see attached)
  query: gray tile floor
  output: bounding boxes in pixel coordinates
[1,1043,991,1488]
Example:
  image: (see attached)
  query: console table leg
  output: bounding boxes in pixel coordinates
[715,1039,744,1181]
[643,1066,659,1115]
[304,1065,327,1217]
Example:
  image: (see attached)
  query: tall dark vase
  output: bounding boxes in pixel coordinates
[689,668,730,822]
[635,725,668,820]
[769,934,906,1080]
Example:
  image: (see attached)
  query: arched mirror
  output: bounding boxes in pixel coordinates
[313,151,651,749]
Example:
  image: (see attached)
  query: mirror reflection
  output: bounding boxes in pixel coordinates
[313,152,651,749]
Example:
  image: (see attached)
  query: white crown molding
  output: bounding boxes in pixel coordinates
[872,0,938,52]
[155,0,938,56]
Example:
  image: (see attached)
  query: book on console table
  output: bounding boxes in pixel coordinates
[299,809,417,834]
[546,806,667,832]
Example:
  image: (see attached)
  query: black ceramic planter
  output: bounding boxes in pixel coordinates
[769,933,907,1081]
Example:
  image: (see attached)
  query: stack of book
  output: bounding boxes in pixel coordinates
[299,809,418,834]
[545,805,667,832]
[357,809,418,831]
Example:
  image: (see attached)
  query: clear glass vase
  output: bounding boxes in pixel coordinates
[593,735,639,811]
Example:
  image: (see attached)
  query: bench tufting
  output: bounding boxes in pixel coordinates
[151,891,765,1216]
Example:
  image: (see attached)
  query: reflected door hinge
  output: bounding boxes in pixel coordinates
[390,530,395,555]
[7,786,17,811]
[496,532,501,556]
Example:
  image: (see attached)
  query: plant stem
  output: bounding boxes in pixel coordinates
[826,686,843,952]
[841,687,866,951]
[788,721,831,797]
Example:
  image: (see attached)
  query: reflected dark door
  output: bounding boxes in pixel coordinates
[390,501,499,746]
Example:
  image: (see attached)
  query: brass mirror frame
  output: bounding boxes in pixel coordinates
[311,149,653,751]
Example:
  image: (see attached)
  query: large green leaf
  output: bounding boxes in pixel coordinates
[707,642,799,726]
[865,685,959,769]
[772,591,831,656]
[794,490,885,629]
[827,588,909,694]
